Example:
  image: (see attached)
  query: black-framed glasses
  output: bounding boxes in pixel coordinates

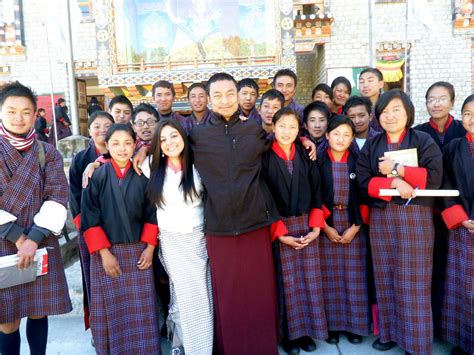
[134,118,158,127]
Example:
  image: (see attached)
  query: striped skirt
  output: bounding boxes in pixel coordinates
[276,214,327,341]
[159,225,213,355]
[319,209,370,336]
[370,204,434,355]
[440,226,473,354]
[89,243,160,355]
[0,237,72,322]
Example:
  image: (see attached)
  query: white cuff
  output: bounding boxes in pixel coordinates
[33,201,67,235]
[0,210,17,225]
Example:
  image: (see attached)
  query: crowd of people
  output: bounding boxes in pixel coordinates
[0,67,472,355]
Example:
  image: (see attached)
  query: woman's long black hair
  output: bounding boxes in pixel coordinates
[146,118,197,208]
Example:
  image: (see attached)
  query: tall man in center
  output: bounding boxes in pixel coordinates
[189,73,285,355]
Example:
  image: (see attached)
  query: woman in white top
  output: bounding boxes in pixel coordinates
[142,119,213,355]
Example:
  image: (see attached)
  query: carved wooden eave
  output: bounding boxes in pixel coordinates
[74,60,98,77]
[294,13,334,54]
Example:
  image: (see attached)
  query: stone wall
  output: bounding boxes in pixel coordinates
[0,1,97,109]
[295,0,472,123]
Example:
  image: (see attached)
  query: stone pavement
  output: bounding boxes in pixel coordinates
[17,260,454,354]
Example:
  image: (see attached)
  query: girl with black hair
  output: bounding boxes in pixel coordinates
[357,90,443,354]
[142,119,213,355]
[69,111,114,329]
[317,115,369,346]
[81,124,160,354]
[439,94,474,355]
[262,107,327,354]
[330,77,352,115]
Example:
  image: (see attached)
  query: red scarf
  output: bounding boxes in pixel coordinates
[0,124,35,151]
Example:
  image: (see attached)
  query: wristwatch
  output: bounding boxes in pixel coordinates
[391,163,399,176]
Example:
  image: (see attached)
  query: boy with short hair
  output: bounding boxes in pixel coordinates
[343,96,380,154]
[358,68,384,132]
[152,80,192,134]
[259,89,284,134]
[0,81,72,355]
[273,69,304,120]
[108,95,133,124]
[238,78,262,123]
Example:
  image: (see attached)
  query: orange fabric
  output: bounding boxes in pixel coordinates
[441,204,469,229]
[270,220,289,242]
[368,177,394,201]
[83,226,111,254]
[140,223,159,246]
[308,208,325,228]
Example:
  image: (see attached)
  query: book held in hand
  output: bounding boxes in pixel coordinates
[0,248,49,289]
[384,148,418,177]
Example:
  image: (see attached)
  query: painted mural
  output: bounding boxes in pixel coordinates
[114,0,277,65]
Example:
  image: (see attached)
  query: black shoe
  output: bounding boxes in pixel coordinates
[325,331,339,344]
[281,338,300,354]
[372,338,396,351]
[451,346,469,355]
[346,332,363,344]
[297,336,317,352]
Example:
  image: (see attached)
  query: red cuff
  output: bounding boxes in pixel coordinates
[140,223,158,246]
[299,136,308,144]
[270,220,289,242]
[83,226,111,254]
[59,118,65,123]
[322,204,331,220]
[44,128,49,134]
[73,214,81,230]
[309,208,325,228]
[368,177,394,201]
[441,204,469,229]
[403,166,427,189]
[360,205,370,225]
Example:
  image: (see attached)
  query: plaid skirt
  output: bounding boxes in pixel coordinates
[439,226,474,354]
[370,204,434,355]
[319,210,370,336]
[276,214,327,340]
[0,237,72,322]
[77,233,91,329]
[90,243,160,355]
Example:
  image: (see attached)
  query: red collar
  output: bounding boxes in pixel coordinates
[327,148,349,163]
[386,129,407,144]
[467,133,474,143]
[271,141,296,160]
[111,160,131,179]
[429,115,453,133]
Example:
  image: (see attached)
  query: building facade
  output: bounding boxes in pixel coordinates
[0,0,472,133]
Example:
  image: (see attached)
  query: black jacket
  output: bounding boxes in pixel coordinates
[81,163,157,244]
[261,143,322,217]
[318,149,364,226]
[356,129,443,208]
[189,111,280,235]
[442,136,474,219]
[415,117,466,149]
[69,141,98,220]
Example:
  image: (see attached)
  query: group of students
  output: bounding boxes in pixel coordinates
[0,67,472,355]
